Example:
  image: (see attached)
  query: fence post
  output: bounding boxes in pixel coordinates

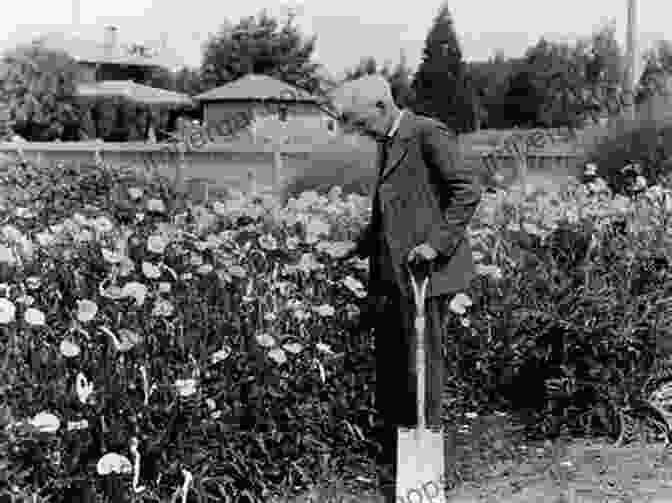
[174,143,186,196]
[272,147,283,194]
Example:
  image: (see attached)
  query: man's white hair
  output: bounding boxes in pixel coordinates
[330,74,395,114]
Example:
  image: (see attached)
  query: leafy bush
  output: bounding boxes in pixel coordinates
[459,180,672,438]
[585,117,672,194]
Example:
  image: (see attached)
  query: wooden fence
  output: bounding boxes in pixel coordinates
[0,140,587,200]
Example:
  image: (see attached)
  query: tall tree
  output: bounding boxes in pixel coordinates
[344,56,387,81]
[0,42,82,141]
[200,9,322,94]
[639,40,672,104]
[467,53,525,129]
[411,2,475,133]
[503,70,546,127]
[174,67,206,96]
[388,50,416,108]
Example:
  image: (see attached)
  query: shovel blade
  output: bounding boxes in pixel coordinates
[395,427,445,503]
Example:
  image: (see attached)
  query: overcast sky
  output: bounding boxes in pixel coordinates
[1,0,669,79]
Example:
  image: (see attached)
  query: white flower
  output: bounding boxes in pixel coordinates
[147,199,166,213]
[24,308,45,326]
[76,300,98,323]
[305,217,331,238]
[102,248,124,264]
[75,372,94,404]
[342,275,366,298]
[293,309,311,321]
[122,282,148,306]
[314,304,335,317]
[151,299,174,317]
[67,419,89,431]
[142,262,162,279]
[30,412,60,433]
[147,235,169,255]
[128,187,143,200]
[286,236,299,250]
[256,332,276,348]
[197,264,213,275]
[25,276,41,290]
[449,293,473,315]
[211,345,232,363]
[282,342,304,354]
[321,241,355,259]
[268,347,287,364]
[0,299,16,324]
[584,163,597,176]
[476,264,503,280]
[16,295,34,306]
[259,234,278,251]
[104,326,141,352]
[60,339,81,358]
[212,201,227,216]
[96,453,133,475]
[174,378,198,397]
[2,225,23,241]
[316,342,333,354]
[35,232,55,247]
[0,245,14,264]
[92,217,114,234]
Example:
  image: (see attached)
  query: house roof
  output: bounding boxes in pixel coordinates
[76,80,194,107]
[32,31,184,70]
[194,74,326,103]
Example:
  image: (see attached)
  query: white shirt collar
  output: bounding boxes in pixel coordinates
[387,109,404,138]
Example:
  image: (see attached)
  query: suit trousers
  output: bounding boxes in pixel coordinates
[374,281,450,495]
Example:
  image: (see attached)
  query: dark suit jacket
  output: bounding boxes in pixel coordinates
[354,111,481,299]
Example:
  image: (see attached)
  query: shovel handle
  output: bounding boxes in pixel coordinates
[406,258,433,429]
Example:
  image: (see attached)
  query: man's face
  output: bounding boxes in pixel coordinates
[339,102,391,140]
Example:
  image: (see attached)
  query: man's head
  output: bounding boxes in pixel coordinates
[330,75,400,140]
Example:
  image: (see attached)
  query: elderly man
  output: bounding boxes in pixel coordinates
[332,75,481,500]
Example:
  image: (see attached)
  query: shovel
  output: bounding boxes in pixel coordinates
[395,258,445,503]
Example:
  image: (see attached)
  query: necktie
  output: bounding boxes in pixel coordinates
[377,137,391,185]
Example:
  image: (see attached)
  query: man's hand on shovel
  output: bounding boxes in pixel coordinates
[408,243,438,263]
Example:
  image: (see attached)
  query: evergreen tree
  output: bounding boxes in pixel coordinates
[344,56,385,81]
[411,2,475,132]
[388,50,416,109]
[200,9,322,94]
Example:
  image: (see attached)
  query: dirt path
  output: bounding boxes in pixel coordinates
[443,412,672,502]
[282,412,672,503]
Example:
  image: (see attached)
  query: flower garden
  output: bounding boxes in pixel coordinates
[2,151,672,502]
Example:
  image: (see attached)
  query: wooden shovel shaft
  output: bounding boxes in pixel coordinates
[408,264,430,430]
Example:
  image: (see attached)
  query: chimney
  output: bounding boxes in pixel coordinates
[72,0,81,30]
[103,25,118,55]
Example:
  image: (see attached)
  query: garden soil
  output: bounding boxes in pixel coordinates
[286,413,672,503]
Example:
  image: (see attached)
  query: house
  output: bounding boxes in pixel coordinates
[193,74,339,144]
[2,26,190,141]
[32,26,183,83]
